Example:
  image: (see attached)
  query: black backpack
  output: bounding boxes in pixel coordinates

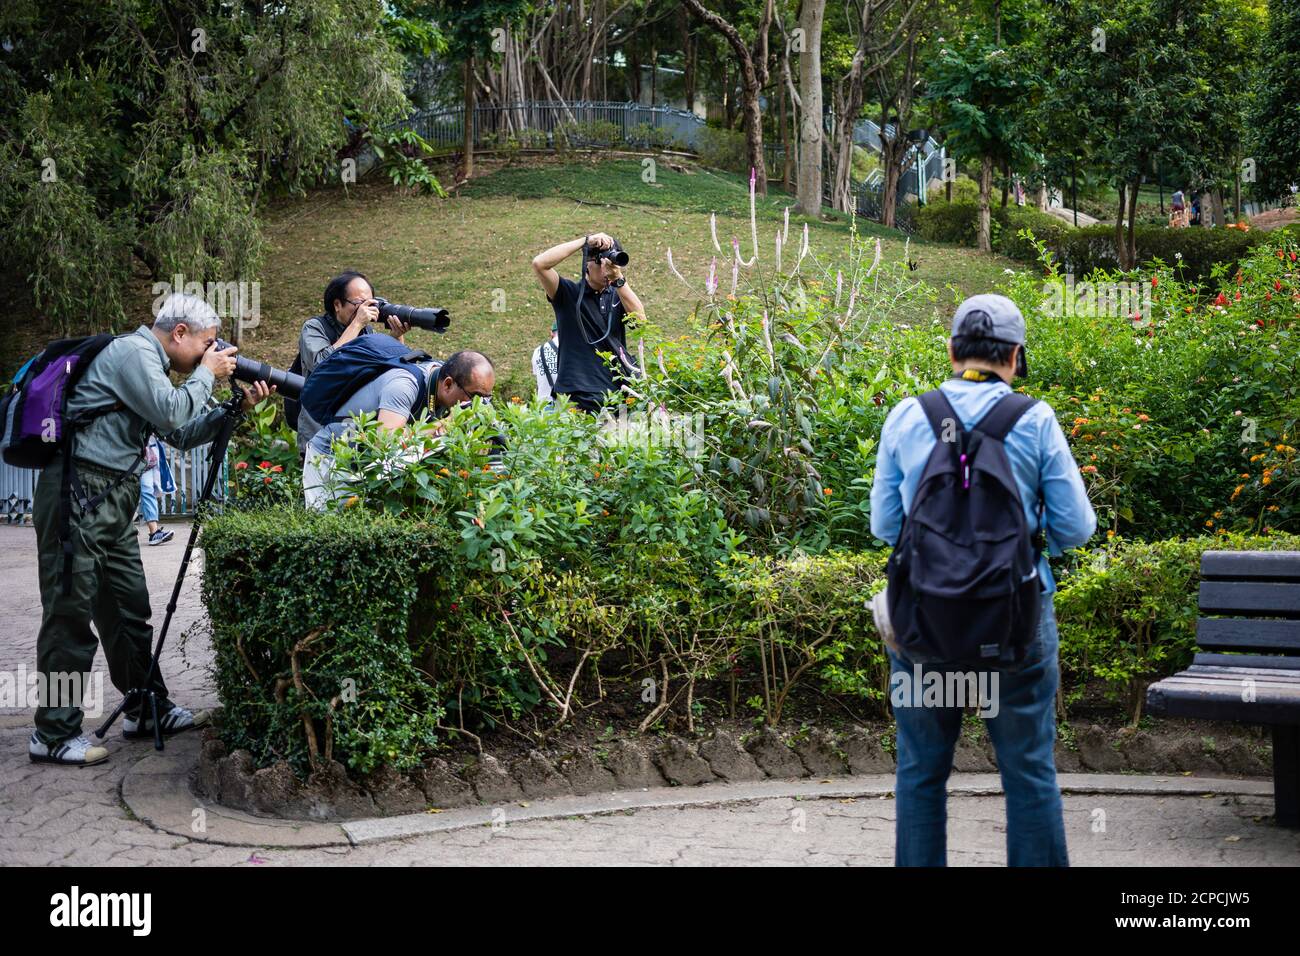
[885,389,1045,670]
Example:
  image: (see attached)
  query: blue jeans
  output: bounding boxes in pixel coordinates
[887,598,1068,867]
[138,469,160,524]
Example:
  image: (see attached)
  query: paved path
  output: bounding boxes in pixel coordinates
[2,524,1299,867]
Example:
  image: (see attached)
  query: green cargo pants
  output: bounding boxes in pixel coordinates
[33,457,172,745]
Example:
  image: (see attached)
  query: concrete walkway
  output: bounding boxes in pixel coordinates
[2,524,1299,866]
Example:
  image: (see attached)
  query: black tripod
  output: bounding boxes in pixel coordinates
[95,392,245,751]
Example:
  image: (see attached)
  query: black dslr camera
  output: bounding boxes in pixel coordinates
[373,298,450,334]
[587,239,629,267]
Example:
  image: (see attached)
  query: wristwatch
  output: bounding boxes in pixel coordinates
[610,276,626,289]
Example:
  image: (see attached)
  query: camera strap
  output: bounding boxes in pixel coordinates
[574,244,617,350]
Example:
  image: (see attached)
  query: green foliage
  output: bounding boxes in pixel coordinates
[365,126,447,196]
[554,120,623,151]
[696,125,749,175]
[1249,0,1300,200]
[1005,230,1300,539]
[202,508,451,776]
[0,0,409,331]
[1055,532,1300,722]
[228,401,301,510]
[1051,224,1257,286]
[915,200,1070,260]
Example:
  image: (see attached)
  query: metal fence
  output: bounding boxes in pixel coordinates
[0,443,225,525]
[407,101,708,152]
[399,100,944,232]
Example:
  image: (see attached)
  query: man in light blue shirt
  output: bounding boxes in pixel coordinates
[870,293,1096,867]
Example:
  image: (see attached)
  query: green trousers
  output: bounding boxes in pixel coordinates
[33,458,171,745]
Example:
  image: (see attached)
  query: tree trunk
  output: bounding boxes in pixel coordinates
[1212,188,1226,228]
[629,50,641,102]
[684,0,772,195]
[649,46,657,105]
[796,0,825,216]
[780,78,792,189]
[461,53,475,181]
[683,13,696,112]
[1200,191,1213,228]
[1125,177,1140,269]
[1115,183,1128,268]
[1000,158,1010,208]
[978,153,994,252]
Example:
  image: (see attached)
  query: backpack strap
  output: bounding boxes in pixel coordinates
[972,392,1047,549]
[973,392,1038,441]
[915,389,963,443]
[541,341,557,391]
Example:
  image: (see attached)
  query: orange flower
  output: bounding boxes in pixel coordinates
[235,461,248,470]
[823,487,833,496]
[1080,465,1098,474]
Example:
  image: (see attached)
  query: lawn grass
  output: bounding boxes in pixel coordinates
[4,155,1024,394]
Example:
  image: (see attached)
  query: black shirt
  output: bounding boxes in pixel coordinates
[547,276,629,399]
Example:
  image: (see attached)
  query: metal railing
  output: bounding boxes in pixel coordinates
[398,100,941,231]
[0,443,225,525]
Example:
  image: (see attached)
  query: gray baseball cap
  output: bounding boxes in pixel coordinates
[950,294,1027,376]
[950,293,1026,344]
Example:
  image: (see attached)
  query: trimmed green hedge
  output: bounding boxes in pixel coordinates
[914,199,1071,261]
[1053,224,1258,285]
[202,505,1300,776]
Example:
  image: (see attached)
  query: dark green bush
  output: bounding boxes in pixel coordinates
[1052,224,1256,284]
[202,508,452,776]
[696,125,748,175]
[1054,532,1300,722]
[914,199,1070,260]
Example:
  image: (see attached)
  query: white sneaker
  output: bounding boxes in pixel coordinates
[122,705,210,738]
[29,731,109,766]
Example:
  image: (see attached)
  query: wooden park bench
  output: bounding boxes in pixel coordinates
[1145,551,1300,827]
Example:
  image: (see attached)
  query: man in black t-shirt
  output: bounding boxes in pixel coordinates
[530,232,647,412]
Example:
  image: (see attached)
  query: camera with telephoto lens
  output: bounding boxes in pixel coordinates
[214,339,304,400]
[587,241,629,267]
[372,298,450,334]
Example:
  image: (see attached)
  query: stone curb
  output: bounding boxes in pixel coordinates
[120,734,1276,850]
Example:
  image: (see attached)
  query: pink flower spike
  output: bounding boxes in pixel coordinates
[783,206,790,245]
[775,233,783,273]
[731,256,739,294]
[835,270,843,307]
[709,213,721,253]
[750,167,756,189]
[706,257,718,295]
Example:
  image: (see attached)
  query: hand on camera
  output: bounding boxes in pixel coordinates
[352,299,380,329]
[239,380,275,411]
[587,232,615,251]
[384,314,411,339]
[202,342,239,379]
[601,259,624,284]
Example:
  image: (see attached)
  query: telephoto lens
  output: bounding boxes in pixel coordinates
[373,298,450,334]
[593,246,629,267]
[214,339,305,399]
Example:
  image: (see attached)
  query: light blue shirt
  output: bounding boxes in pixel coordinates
[869,377,1098,593]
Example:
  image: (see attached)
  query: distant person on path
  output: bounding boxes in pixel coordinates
[1170,188,1187,228]
[137,437,173,546]
[531,322,560,402]
[870,294,1097,867]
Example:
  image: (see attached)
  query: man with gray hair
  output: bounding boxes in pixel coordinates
[28,293,273,767]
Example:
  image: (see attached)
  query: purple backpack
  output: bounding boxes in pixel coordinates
[1,334,122,468]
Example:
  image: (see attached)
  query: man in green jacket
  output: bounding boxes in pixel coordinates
[29,293,272,766]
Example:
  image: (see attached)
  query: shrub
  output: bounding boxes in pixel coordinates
[202,508,451,775]
[1055,532,1300,723]
[696,125,748,175]
[914,199,1070,260]
[1052,224,1256,286]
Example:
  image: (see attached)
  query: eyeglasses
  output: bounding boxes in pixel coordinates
[454,378,492,401]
